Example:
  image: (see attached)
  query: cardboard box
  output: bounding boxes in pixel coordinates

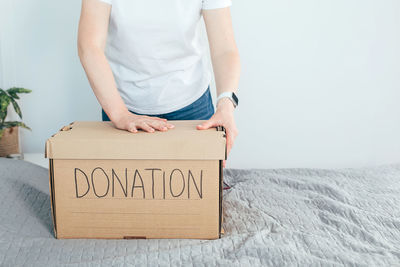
[45,120,226,239]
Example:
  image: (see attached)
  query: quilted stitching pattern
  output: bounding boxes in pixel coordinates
[1,158,399,266]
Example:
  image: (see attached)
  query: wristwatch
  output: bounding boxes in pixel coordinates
[216,92,239,108]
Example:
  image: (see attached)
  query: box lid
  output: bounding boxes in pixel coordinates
[45,121,226,160]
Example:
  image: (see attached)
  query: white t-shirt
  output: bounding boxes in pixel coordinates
[98,0,232,114]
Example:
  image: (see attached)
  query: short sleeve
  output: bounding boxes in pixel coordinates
[98,0,112,5]
[202,0,232,10]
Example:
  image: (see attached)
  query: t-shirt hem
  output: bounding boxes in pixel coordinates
[202,0,232,10]
[97,0,112,5]
[125,83,211,115]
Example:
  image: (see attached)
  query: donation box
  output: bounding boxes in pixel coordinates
[45,121,226,239]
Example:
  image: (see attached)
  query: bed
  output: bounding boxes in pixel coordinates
[1,158,399,266]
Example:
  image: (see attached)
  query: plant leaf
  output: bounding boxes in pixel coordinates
[0,121,31,130]
[7,87,32,95]
[0,91,11,122]
[9,98,22,119]
[8,92,20,99]
[0,129,4,140]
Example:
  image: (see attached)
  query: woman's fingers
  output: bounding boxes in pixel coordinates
[226,126,238,156]
[226,132,233,156]
[196,116,220,130]
[116,113,174,133]
[145,116,175,130]
[127,117,175,133]
[127,123,138,133]
[225,127,234,158]
[166,123,175,129]
[147,120,169,132]
[137,122,155,133]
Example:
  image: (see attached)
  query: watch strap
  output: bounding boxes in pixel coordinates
[216,92,238,108]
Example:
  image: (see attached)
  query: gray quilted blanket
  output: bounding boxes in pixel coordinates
[0,158,399,266]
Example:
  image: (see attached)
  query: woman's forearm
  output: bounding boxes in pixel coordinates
[78,45,128,122]
[203,7,240,110]
[211,49,241,109]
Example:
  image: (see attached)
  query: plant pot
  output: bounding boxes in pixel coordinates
[0,126,20,157]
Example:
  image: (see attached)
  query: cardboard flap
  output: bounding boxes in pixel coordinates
[46,121,226,160]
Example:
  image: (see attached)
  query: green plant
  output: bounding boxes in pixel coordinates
[0,87,32,140]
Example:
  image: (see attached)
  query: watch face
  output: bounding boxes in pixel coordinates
[232,92,239,106]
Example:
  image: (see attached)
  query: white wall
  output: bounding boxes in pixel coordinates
[1,0,400,169]
[1,0,100,150]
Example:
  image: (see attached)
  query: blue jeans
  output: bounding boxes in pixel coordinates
[102,86,215,121]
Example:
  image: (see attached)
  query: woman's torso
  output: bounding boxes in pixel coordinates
[105,0,211,115]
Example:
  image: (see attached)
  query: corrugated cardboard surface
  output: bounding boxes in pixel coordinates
[46,121,226,160]
[52,159,220,239]
[46,121,225,239]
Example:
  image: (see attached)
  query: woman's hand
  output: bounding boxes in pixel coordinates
[197,98,238,168]
[112,111,175,133]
